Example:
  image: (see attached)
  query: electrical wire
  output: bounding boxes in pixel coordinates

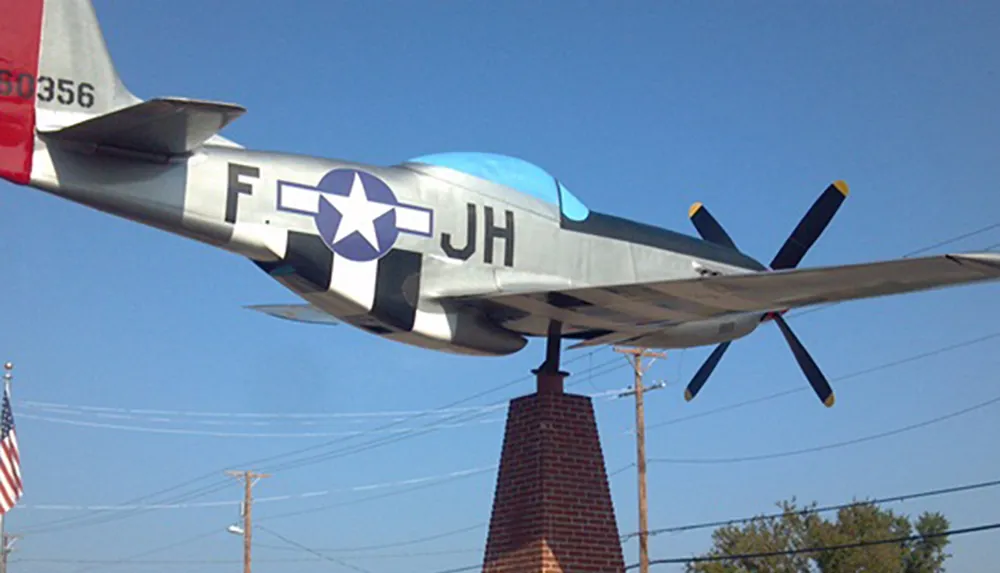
[256,465,494,522]
[19,350,616,535]
[22,324,995,536]
[632,521,1000,568]
[20,385,627,440]
[649,390,1000,465]
[16,325,993,543]
[248,356,623,475]
[18,464,499,512]
[255,541,482,558]
[647,330,1000,431]
[257,525,375,573]
[68,526,224,573]
[27,476,1000,571]
[19,357,630,558]
[786,222,1000,320]
[315,523,487,554]
[17,411,506,439]
[623,476,1000,541]
[18,399,509,421]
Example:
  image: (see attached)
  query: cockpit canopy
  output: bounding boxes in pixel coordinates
[407,152,590,221]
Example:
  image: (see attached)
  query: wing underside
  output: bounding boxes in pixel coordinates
[245,303,339,325]
[448,252,1000,337]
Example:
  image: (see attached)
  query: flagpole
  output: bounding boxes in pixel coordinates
[0,361,12,573]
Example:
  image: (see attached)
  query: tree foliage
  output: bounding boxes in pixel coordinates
[686,498,951,573]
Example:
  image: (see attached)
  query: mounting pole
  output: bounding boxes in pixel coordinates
[614,347,665,573]
[226,470,270,573]
[533,320,567,393]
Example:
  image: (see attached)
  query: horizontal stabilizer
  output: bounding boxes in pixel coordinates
[245,304,339,325]
[39,97,246,158]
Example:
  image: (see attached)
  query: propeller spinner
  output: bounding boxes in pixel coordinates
[684,181,848,407]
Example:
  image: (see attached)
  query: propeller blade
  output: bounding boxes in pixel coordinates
[684,341,732,401]
[771,314,835,407]
[769,181,849,270]
[688,202,738,250]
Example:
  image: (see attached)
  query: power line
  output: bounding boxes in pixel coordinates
[21,386,627,440]
[20,351,617,535]
[22,357,629,566]
[11,557,324,565]
[19,464,498,512]
[255,544,482,559]
[311,523,487,554]
[786,223,1000,320]
[252,357,624,475]
[17,411,506,439]
[260,462,635,554]
[624,476,1000,540]
[257,525,374,573]
[256,465,493,523]
[17,400,510,420]
[256,459,633,523]
[649,389,1000,465]
[648,330,1000,431]
[633,521,1000,568]
[35,323,996,555]
[69,526,223,573]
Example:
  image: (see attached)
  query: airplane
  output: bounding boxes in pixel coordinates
[3,0,1000,407]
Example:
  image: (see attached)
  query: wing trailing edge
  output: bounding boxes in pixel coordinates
[38,97,245,160]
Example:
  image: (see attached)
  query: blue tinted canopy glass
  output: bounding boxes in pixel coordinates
[407,152,590,221]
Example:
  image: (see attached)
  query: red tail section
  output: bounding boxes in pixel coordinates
[0,0,43,185]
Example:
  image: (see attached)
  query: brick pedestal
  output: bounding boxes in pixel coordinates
[481,377,625,573]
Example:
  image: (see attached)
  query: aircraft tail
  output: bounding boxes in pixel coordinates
[0,0,138,184]
[0,0,244,183]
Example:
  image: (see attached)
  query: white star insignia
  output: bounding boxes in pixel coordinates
[322,173,394,251]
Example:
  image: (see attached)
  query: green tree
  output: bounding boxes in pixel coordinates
[686,498,950,573]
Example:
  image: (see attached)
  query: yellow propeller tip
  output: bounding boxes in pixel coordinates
[833,180,849,197]
[824,394,836,408]
[688,202,703,219]
[684,389,694,401]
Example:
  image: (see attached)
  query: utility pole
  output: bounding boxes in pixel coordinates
[226,470,270,573]
[0,533,19,573]
[614,346,665,573]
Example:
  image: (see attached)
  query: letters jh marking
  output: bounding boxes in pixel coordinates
[276,169,434,262]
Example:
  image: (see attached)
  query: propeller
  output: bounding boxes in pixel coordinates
[683,181,848,407]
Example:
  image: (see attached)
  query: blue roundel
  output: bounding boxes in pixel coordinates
[275,168,436,263]
[313,169,400,262]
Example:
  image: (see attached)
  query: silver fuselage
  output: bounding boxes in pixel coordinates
[27,137,768,356]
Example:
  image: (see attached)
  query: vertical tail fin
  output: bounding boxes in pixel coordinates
[35,0,139,126]
[0,0,137,184]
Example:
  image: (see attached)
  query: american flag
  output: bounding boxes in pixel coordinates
[0,384,21,514]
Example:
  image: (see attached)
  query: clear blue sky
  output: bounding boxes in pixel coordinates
[2,0,1000,571]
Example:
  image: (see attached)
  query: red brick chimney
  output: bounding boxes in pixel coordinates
[482,373,625,572]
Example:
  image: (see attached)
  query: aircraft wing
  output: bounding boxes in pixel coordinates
[245,303,339,325]
[448,252,1000,326]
